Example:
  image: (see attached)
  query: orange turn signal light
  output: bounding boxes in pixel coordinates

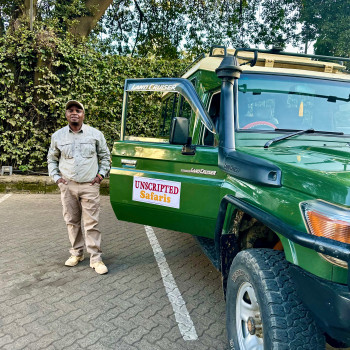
[301,200,350,268]
[306,210,350,244]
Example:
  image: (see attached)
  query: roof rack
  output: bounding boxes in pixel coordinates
[233,47,350,64]
[209,45,350,63]
[181,46,350,78]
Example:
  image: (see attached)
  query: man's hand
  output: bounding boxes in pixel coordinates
[56,178,68,185]
[90,176,102,186]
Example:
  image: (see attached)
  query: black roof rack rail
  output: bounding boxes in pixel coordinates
[181,46,350,78]
[234,47,350,64]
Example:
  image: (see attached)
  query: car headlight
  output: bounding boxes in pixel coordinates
[300,200,350,269]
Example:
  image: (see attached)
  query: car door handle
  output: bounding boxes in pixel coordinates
[121,159,137,168]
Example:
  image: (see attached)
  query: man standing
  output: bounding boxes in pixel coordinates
[48,100,110,274]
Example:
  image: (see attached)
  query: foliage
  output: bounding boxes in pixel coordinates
[298,0,350,57]
[0,25,189,170]
[1,0,349,171]
[1,0,350,60]
[184,0,299,56]
[0,0,90,33]
[94,0,302,58]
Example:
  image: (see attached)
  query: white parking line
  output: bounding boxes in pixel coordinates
[144,225,198,341]
[0,194,12,204]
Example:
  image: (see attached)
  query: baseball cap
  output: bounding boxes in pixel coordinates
[66,100,85,111]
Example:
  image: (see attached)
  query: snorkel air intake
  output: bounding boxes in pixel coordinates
[216,50,281,187]
[216,55,242,152]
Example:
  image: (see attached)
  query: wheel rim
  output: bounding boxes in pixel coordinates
[236,281,263,350]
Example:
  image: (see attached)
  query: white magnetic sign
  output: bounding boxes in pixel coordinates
[133,176,181,209]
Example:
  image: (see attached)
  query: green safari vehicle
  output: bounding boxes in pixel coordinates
[110,46,350,349]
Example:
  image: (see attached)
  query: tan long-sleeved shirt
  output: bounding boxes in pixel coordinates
[47,124,110,183]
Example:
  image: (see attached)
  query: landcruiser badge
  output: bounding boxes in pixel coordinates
[129,84,178,92]
[133,176,181,209]
[181,168,217,176]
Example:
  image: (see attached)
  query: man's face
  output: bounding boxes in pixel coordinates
[66,105,85,127]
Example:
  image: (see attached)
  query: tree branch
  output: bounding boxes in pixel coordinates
[131,0,145,56]
[69,0,114,37]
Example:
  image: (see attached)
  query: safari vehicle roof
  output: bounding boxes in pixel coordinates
[182,47,350,83]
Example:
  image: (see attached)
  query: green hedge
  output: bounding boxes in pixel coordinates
[0,26,189,171]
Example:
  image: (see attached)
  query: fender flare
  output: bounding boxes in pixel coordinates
[214,195,350,289]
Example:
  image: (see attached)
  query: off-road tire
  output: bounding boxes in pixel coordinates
[226,249,325,350]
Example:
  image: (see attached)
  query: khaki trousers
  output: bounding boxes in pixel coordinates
[59,179,102,263]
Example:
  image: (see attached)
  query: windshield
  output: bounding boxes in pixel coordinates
[237,74,350,135]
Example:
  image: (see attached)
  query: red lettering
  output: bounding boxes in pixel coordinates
[137,180,180,196]
[140,181,150,190]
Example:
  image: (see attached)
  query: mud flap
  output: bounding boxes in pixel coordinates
[221,233,240,298]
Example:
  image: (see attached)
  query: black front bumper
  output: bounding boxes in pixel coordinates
[290,265,350,345]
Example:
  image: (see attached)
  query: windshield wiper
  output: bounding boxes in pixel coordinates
[264,129,344,148]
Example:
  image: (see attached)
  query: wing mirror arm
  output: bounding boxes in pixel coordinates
[182,137,196,156]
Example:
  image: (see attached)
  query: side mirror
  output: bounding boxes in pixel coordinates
[169,117,189,145]
[169,117,196,155]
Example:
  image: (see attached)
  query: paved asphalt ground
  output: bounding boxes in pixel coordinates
[0,193,227,350]
[0,193,346,350]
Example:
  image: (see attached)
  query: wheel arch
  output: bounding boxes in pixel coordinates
[215,196,290,295]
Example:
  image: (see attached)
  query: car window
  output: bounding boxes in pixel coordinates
[199,92,220,146]
[125,91,193,142]
[238,74,350,134]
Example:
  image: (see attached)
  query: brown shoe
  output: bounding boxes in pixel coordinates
[65,255,84,267]
[90,261,108,274]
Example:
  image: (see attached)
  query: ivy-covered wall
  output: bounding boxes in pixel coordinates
[0,27,188,171]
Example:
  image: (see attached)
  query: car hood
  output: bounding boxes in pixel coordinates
[243,144,350,206]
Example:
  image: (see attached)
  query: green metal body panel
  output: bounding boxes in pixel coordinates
[219,133,349,283]
[110,141,225,238]
[110,66,350,286]
[110,135,349,283]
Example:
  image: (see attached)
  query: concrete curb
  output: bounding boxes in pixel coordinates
[0,175,110,195]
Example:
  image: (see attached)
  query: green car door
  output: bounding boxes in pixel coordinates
[110,78,224,238]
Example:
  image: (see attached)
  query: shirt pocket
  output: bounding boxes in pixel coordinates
[58,142,74,159]
[80,138,96,158]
